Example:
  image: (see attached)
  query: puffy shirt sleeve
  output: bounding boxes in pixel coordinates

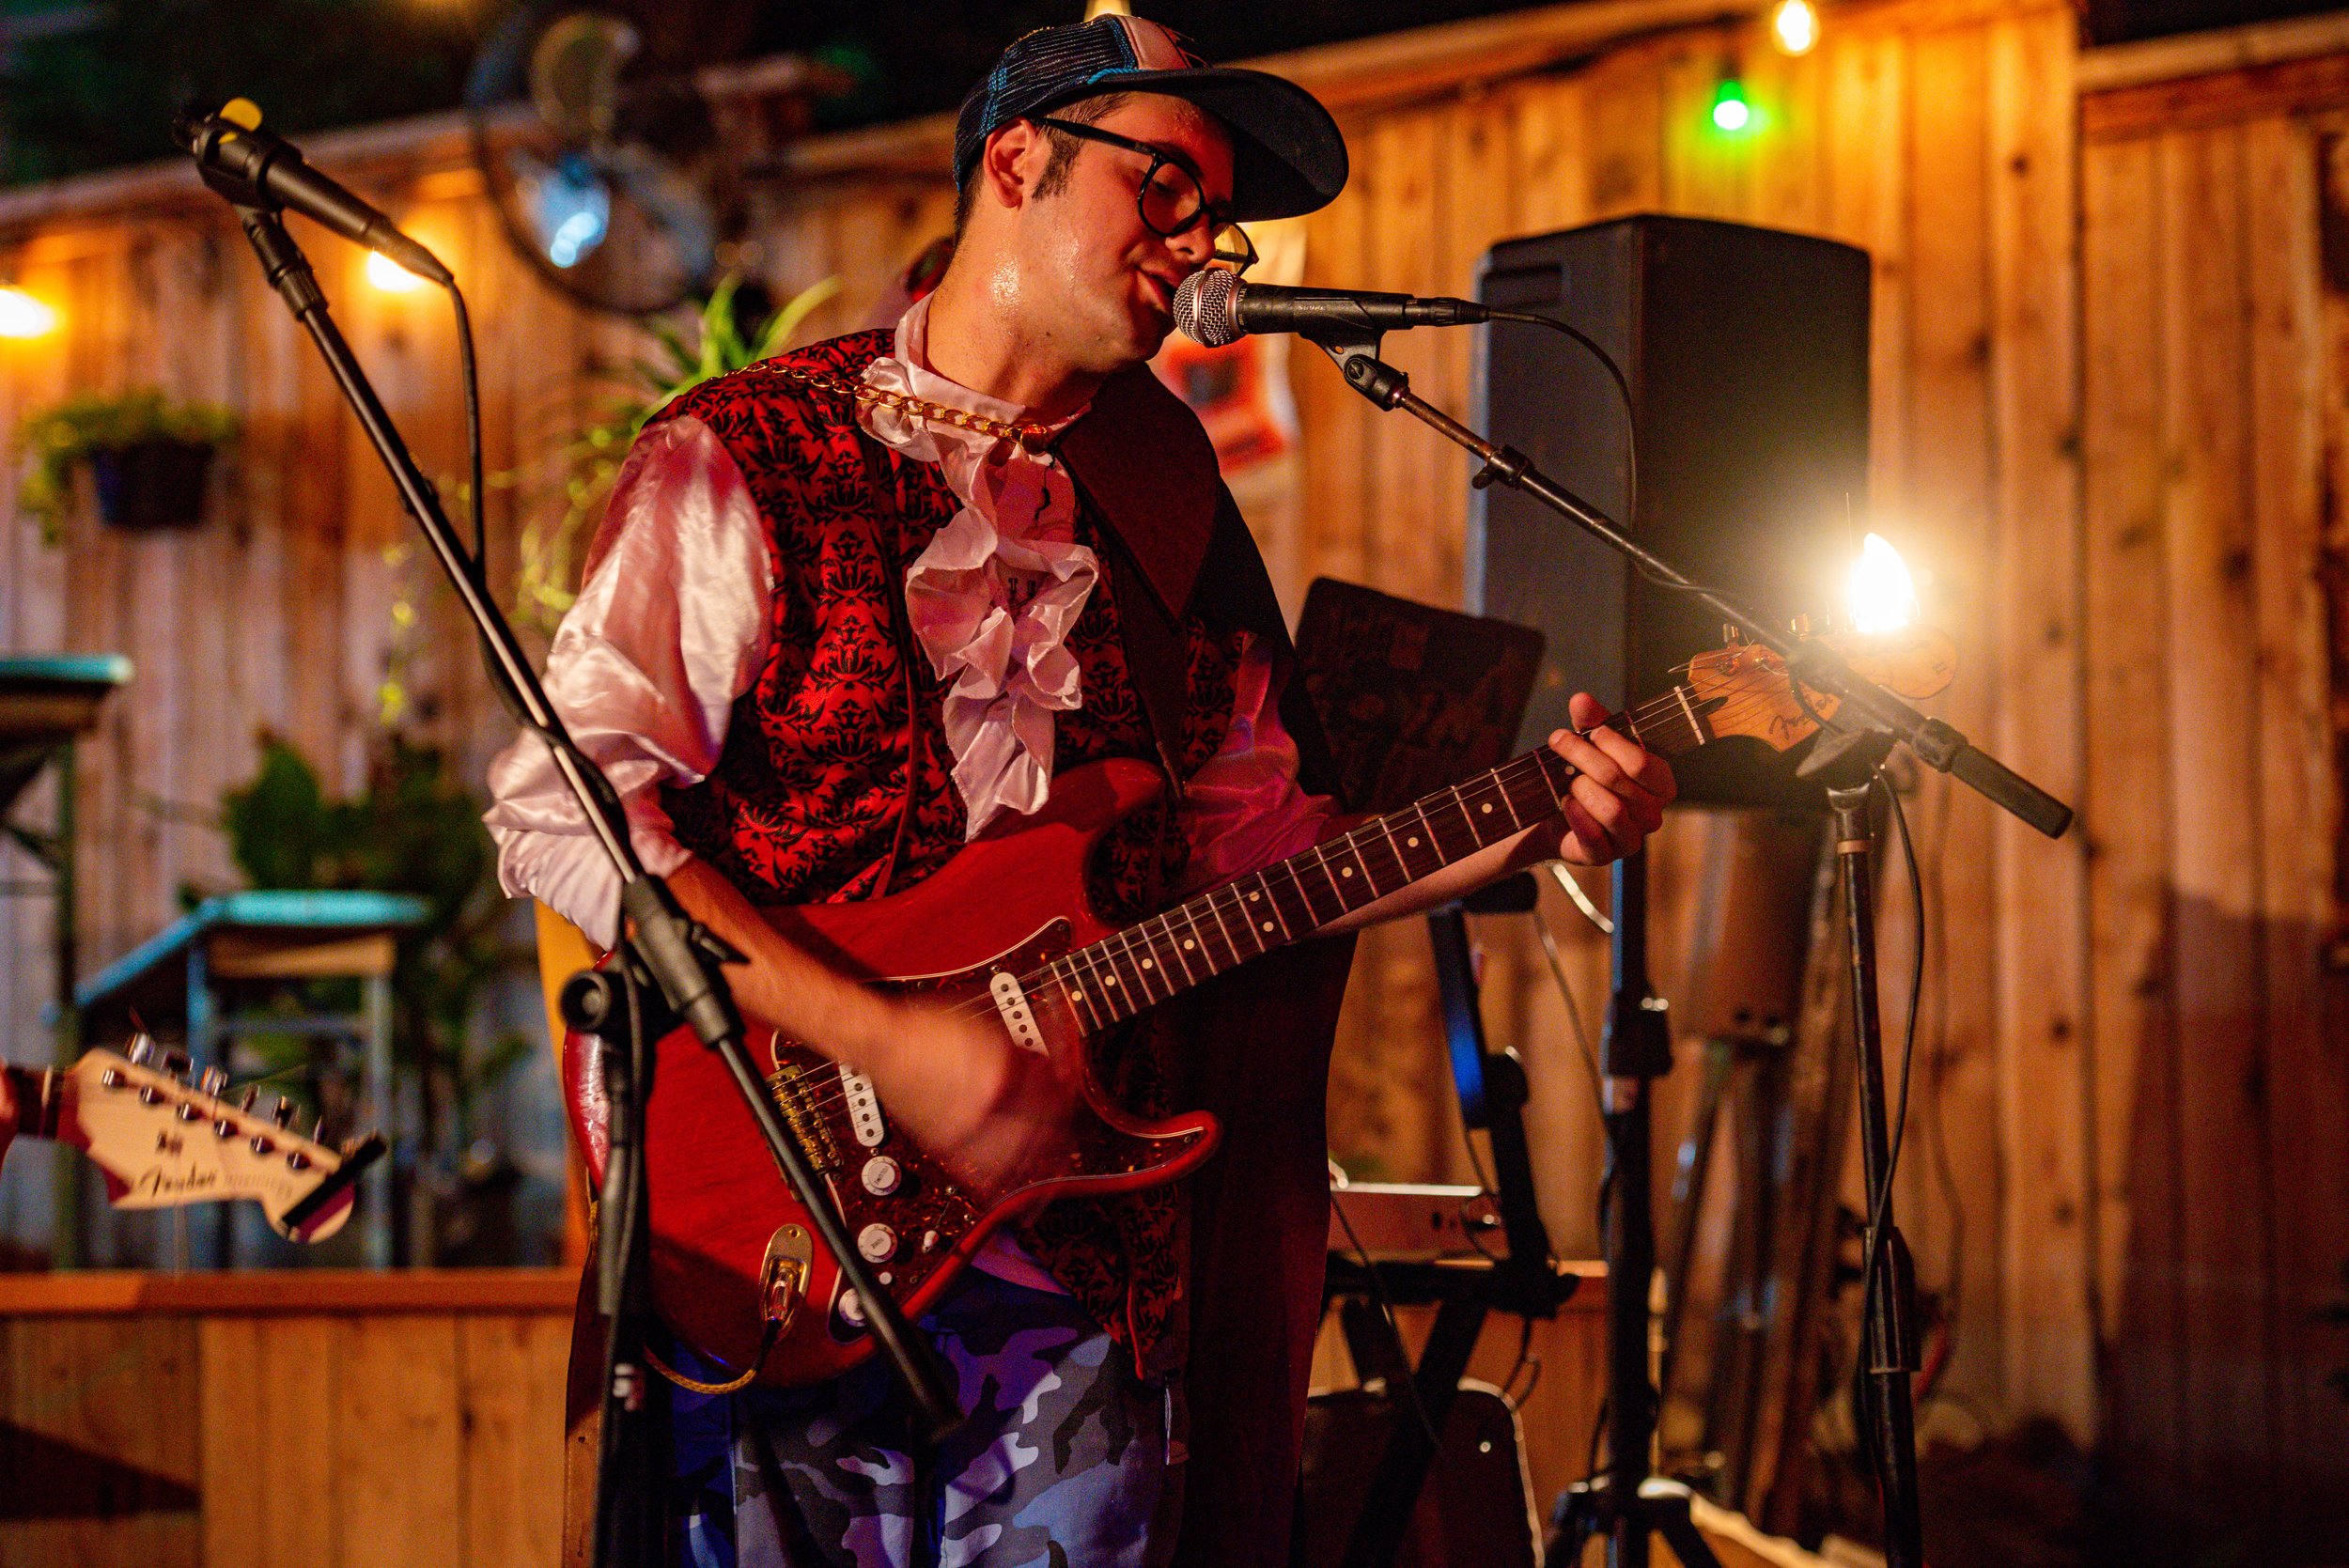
[1177,633,1337,893]
[483,416,774,948]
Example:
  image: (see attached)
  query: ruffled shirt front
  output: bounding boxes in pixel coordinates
[857,295,1097,839]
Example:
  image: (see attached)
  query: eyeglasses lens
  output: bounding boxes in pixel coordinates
[1139,162,1201,236]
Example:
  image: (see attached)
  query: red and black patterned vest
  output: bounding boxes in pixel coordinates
[647,329,1256,1373]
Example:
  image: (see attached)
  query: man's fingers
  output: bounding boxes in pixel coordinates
[1571,776,1640,858]
[1547,727,1667,832]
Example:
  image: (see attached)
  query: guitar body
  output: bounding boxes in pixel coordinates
[558,624,1961,1391]
[568,756,1221,1389]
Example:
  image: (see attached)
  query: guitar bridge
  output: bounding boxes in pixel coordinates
[765,1063,845,1173]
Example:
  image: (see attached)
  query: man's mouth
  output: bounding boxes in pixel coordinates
[1138,270,1177,318]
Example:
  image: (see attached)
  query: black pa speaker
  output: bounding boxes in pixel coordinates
[1469,215,1871,808]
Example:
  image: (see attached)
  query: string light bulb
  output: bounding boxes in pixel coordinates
[1771,0,1821,56]
[1846,533,1920,633]
[1711,79,1752,134]
[366,250,428,293]
[0,284,57,339]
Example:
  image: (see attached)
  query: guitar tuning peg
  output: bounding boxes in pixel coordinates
[1790,613,1812,638]
[240,1087,258,1112]
[1722,624,1741,645]
[272,1097,296,1128]
[162,1049,191,1080]
[198,1065,227,1097]
[128,1034,157,1067]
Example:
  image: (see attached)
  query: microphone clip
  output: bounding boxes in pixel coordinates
[1304,324,1410,411]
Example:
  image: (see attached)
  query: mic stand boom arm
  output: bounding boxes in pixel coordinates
[195,174,963,1560]
[1306,330,2072,840]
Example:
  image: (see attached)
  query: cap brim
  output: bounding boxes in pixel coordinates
[1049,66,1348,223]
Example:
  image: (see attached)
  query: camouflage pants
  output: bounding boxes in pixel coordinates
[672,1271,1184,1568]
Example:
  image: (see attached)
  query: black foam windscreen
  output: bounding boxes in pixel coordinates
[1469,215,1872,809]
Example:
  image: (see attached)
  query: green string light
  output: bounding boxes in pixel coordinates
[1711,78,1752,135]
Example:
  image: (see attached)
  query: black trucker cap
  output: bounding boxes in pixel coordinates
[953,16,1348,224]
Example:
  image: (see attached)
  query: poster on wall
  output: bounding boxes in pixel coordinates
[1149,217,1306,477]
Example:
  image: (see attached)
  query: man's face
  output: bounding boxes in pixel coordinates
[1010,96,1236,372]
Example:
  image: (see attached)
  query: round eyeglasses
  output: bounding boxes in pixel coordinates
[1033,117,1258,274]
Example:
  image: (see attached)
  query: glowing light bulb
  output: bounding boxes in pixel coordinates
[1847,533,1919,633]
[1712,81,1752,134]
[366,251,427,293]
[1771,0,1821,56]
[0,286,57,339]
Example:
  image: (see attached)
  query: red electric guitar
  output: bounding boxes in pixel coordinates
[3,1035,383,1242]
[564,626,1955,1389]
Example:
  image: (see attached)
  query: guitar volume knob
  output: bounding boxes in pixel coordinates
[855,1223,896,1263]
[860,1157,901,1197]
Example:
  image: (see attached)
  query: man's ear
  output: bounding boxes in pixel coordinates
[978,120,1046,215]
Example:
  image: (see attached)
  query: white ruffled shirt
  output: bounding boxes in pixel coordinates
[861,295,1098,839]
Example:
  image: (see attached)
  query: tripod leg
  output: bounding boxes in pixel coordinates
[1653,1504,1726,1568]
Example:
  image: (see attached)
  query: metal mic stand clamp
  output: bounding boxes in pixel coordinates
[187,122,962,1568]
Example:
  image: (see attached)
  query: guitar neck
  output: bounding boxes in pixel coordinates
[1031,681,1717,1032]
[2,1062,66,1142]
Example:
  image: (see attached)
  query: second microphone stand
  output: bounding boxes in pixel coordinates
[1299,320,2067,1568]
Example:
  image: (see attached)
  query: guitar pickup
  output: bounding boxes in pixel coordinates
[838,1068,885,1149]
[989,972,1047,1055]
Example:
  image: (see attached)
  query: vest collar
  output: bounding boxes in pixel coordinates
[1053,363,1221,620]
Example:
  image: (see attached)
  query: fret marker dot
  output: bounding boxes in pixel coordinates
[1408,836,1421,847]
[1341,866,1354,877]
[1261,921,1275,932]
[1104,975,1118,986]
[1249,892,1260,902]
[1481,802,1492,814]
[1141,958,1154,970]
[1183,939,1196,950]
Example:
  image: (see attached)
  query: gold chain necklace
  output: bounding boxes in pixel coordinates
[768,362,1058,455]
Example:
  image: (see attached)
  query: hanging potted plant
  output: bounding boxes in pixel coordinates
[16,387,240,537]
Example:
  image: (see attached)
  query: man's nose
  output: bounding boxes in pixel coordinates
[1163,222,1214,269]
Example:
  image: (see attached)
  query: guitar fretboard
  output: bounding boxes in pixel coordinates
[1030,684,1715,1033]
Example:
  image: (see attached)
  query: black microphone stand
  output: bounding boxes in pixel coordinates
[179,116,962,1568]
[1300,323,2073,1568]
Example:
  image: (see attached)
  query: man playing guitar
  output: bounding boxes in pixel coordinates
[485,17,1672,1567]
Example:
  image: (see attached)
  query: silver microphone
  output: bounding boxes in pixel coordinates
[1174,270,1487,348]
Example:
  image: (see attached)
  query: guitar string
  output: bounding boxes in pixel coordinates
[770,661,1825,1138]
[770,661,1840,1121]
[777,694,1691,1109]
[773,662,1826,1121]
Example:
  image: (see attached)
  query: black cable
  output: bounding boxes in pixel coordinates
[1486,307,1638,537]
[1850,768,1927,1455]
[592,965,647,1568]
[445,282,488,585]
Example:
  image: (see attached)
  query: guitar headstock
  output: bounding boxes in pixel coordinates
[1686,624,1956,753]
[59,1040,382,1242]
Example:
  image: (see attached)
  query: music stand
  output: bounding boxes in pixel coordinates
[1295,582,1597,1568]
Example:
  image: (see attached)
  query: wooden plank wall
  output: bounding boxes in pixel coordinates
[2077,57,2349,1561]
[11,4,2349,1556]
[0,1273,572,1568]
